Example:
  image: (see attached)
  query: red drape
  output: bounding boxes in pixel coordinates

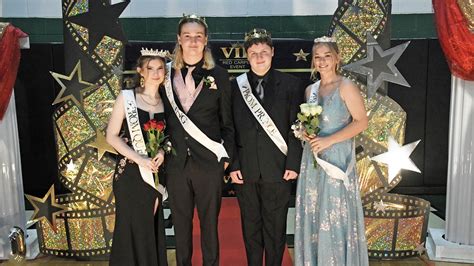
[0,24,27,120]
[433,0,474,81]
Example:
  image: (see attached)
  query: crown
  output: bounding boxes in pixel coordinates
[180,13,208,28]
[314,36,337,43]
[140,48,170,58]
[244,28,271,42]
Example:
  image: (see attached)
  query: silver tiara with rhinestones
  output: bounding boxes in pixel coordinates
[313,36,336,43]
[140,48,170,58]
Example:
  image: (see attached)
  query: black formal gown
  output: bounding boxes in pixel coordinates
[110,102,168,266]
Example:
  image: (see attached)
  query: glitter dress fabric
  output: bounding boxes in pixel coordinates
[294,82,369,265]
[109,90,167,266]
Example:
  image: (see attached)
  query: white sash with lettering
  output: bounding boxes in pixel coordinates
[236,73,288,155]
[164,63,228,161]
[309,82,352,189]
[122,90,168,200]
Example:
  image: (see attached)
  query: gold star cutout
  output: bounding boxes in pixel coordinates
[371,136,421,183]
[50,60,96,106]
[25,185,68,231]
[293,49,310,62]
[374,199,387,214]
[87,128,117,160]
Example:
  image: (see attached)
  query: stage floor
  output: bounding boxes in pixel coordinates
[3,199,471,265]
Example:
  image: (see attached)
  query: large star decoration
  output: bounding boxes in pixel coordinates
[87,128,117,160]
[293,49,310,62]
[371,136,421,183]
[25,185,68,231]
[67,0,129,53]
[343,33,411,98]
[50,60,96,106]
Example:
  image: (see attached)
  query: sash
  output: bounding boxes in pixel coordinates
[164,63,228,161]
[236,73,288,155]
[122,90,168,200]
[308,82,352,189]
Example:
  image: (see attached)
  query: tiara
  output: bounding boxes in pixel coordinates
[244,28,271,42]
[314,36,336,43]
[140,48,170,58]
[180,13,208,28]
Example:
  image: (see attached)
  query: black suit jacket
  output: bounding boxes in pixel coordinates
[160,64,234,173]
[230,69,304,183]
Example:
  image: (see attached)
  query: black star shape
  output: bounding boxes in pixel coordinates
[50,60,96,106]
[67,0,129,53]
[25,185,68,231]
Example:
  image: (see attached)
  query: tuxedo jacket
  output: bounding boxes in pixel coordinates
[230,69,304,183]
[160,64,234,173]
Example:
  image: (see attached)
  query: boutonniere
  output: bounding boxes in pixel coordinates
[203,76,218,90]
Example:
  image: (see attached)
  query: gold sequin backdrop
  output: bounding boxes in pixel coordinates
[37,0,124,257]
[330,0,430,258]
[37,0,430,260]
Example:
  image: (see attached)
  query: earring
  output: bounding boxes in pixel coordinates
[140,76,144,87]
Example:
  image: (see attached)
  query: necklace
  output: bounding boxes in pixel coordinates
[139,93,160,106]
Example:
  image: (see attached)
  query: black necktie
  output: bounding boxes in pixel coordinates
[256,78,264,100]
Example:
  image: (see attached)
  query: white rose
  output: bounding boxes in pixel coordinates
[300,103,311,116]
[308,104,323,116]
[208,76,215,82]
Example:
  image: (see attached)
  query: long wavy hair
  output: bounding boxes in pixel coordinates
[172,17,215,70]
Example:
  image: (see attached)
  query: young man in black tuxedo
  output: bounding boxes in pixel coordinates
[160,14,234,266]
[229,29,304,266]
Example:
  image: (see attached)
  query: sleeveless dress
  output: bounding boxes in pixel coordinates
[294,81,368,265]
[110,90,168,266]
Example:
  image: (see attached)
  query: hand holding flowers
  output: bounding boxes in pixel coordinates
[291,103,323,167]
[143,119,175,187]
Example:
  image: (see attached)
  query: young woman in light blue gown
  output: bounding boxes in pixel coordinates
[294,37,369,266]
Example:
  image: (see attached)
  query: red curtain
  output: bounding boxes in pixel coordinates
[433,0,474,81]
[0,24,27,120]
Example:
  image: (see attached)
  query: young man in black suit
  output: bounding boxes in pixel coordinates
[160,14,234,266]
[229,28,304,266]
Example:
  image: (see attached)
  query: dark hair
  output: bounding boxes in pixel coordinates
[134,55,166,87]
[243,28,273,51]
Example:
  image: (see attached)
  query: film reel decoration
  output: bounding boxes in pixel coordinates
[330,0,429,258]
[28,0,129,258]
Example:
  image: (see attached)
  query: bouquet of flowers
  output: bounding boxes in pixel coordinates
[291,103,323,167]
[143,119,175,187]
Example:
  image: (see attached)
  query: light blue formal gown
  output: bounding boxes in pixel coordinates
[294,81,369,265]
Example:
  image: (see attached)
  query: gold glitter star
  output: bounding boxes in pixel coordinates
[87,128,117,160]
[25,185,68,231]
[50,60,96,106]
[293,49,310,62]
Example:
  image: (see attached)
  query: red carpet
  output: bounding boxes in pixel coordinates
[192,197,293,265]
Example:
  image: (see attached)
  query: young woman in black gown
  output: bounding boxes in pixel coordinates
[106,50,168,266]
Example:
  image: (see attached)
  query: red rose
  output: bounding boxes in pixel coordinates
[156,121,165,131]
[143,121,151,131]
[149,119,159,130]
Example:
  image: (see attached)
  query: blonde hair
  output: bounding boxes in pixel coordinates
[172,19,215,70]
[172,44,215,70]
[310,42,341,81]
